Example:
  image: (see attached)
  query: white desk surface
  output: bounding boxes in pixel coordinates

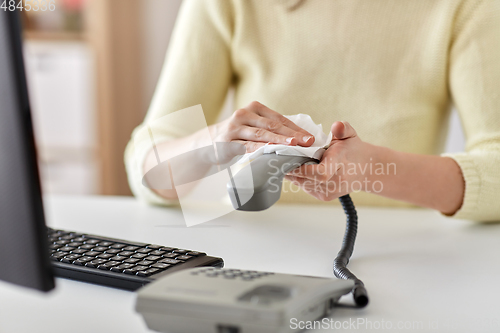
[1,195,499,333]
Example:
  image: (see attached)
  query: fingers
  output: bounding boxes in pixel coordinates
[285,175,318,195]
[229,101,343,153]
[237,126,298,145]
[245,112,314,146]
[284,175,340,201]
[331,121,357,140]
[253,103,314,137]
[285,175,314,187]
[240,101,315,146]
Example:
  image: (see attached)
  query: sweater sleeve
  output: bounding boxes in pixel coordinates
[124,0,234,205]
[443,0,500,221]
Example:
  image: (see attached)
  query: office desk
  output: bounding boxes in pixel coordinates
[1,195,499,333]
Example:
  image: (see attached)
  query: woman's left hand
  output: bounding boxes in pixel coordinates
[285,121,373,201]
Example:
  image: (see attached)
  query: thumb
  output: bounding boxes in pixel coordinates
[331,121,357,140]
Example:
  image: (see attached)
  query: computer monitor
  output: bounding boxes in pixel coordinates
[0,11,55,291]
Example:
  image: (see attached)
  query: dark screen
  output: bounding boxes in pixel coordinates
[0,11,55,291]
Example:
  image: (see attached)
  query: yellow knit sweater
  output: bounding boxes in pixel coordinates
[125,0,500,221]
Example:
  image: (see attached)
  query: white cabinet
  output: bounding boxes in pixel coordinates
[24,40,98,194]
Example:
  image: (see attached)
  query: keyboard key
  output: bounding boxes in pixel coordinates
[137,260,154,266]
[52,251,69,258]
[98,242,113,247]
[84,251,102,257]
[187,251,205,257]
[123,246,139,251]
[67,242,83,247]
[162,253,178,258]
[59,246,76,252]
[133,266,148,271]
[160,247,176,252]
[64,254,82,261]
[123,266,147,275]
[118,251,135,257]
[109,255,127,261]
[86,259,108,268]
[117,263,135,270]
[98,261,120,270]
[131,253,148,259]
[49,244,62,250]
[59,258,73,264]
[136,268,161,277]
[72,237,86,242]
[79,244,94,250]
[176,255,193,261]
[71,249,88,254]
[145,268,160,275]
[146,244,162,249]
[158,258,181,265]
[74,256,94,265]
[84,239,100,245]
[107,260,120,266]
[150,250,165,256]
[92,246,109,252]
[136,248,152,254]
[55,240,70,245]
[124,258,141,264]
[144,255,161,262]
[173,249,188,254]
[59,235,74,240]
[110,244,126,249]
[110,263,134,272]
[104,249,121,254]
[97,253,114,259]
[151,263,170,270]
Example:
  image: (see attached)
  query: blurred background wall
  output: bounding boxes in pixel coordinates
[22,0,466,197]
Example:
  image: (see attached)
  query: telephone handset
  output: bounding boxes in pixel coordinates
[227,154,317,211]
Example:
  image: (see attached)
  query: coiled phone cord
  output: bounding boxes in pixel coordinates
[335,194,369,307]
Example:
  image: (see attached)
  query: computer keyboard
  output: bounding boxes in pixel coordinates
[47,228,224,290]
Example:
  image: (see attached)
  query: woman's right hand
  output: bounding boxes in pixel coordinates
[210,101,316,153]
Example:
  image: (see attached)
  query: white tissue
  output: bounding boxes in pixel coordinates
[238,114,332,163]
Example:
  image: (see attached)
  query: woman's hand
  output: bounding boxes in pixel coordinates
[210,101,315,153]
[285,121,372,201]
[285,121,464,215]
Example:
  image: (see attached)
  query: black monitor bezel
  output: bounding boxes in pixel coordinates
[0,10,55,292]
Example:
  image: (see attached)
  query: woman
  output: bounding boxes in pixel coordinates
[125,0,500,221]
